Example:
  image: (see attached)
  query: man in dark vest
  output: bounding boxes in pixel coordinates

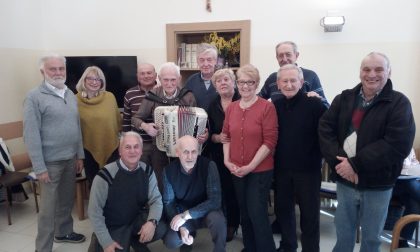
[162,135,226,252]
[88,131,166,252]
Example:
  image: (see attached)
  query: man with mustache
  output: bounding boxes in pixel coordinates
[23,54,86,252]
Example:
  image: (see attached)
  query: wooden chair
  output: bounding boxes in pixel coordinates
[390,214,420,251]
[0,121,39,225]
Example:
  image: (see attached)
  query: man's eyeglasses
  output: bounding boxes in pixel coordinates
[85,77,102,82]
[237,80,256,87]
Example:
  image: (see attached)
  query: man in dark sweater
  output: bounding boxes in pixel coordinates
[162,135,226,252]
[88,132,166,252]
[273,64,327,252]
[259,41,328,107]
[184,43,218,111]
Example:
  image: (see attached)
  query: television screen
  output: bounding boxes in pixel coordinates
[65,56,138,108]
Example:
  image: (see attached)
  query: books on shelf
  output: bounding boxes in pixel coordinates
[177,43,199,69]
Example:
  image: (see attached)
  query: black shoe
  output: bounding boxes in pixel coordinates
[180,244,193,252]
[271,220,281,234]
[398,239,409,248]
[276,247,297,252]
[54,232,86,243]
[226,226,237,242]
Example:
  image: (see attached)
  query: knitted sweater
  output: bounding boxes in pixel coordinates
[23,83,84,174]
[77,91,121,167]
[88,160,162,249]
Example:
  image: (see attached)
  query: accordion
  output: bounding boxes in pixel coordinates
[154,106,208,157]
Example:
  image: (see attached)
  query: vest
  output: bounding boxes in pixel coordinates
[165,156,210,210]
[99,161,152,229]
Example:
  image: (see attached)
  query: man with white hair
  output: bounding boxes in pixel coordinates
[24,53,86,252]
[88,131,166,252]
[132,62,196,191]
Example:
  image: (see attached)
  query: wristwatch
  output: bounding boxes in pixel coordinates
[148,219,158,227]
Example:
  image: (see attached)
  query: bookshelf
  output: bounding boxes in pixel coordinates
[166,20,251,83]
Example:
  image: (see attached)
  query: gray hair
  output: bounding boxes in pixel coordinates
[39,53,66,71]
[275,41,298,55]
[75,66,107,94]
[277,64,304,81]
[363,52,391,74]
[119,131,143,148]
[197,43,218,59]
[159,62,180,77]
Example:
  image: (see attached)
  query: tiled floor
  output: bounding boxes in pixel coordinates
[0,194,397,252]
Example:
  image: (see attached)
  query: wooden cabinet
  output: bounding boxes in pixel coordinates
[166,20,251,82]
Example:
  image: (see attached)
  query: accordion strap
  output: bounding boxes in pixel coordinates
[146,88,191,106]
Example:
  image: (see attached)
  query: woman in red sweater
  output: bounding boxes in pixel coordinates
[222,64,278,252]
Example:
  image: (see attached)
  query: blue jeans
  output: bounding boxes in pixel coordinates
[392,178,420,240]
[333,182,392,252]
[233,170,276,252]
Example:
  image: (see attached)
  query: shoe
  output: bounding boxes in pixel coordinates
[54,232,86,243]
[180,244,193,252]
[226,226,237,242]
[398,239,409,248]
[271,220,281,234]
[276,249,297,252]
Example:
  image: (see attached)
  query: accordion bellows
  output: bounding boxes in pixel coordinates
[154,106,208,157]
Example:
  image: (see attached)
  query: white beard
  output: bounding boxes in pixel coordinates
[45,75,66,89]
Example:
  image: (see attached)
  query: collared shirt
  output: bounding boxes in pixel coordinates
[359,87,382,108]
[201,73,211,90]
[163,89,178,99]
[45,81,67,98]
[117,158,140,172]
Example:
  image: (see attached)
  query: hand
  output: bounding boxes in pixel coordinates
[233,164,254,178]
[224,160,238,173]
[138,221,156,243]
[335,156,358,183]
[197,128,209,144]
[306,91,321,99]
[36,171,51,183]
[104,241,123,252]
[170,213,187,231]
[142,123,159,137]
[75,159,84,174]
[179,227,194,245]
[212,133,230,144]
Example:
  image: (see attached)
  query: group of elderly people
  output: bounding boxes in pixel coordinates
[24,40,416,252]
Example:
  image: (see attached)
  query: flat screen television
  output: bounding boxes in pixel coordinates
[65,56,138,108]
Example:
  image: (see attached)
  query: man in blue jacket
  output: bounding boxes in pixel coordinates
[318,52,415,252]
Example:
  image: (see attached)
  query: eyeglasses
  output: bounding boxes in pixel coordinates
[85,77,102,82]
[237,80,256,87]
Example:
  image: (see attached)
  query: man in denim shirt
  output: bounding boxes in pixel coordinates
[162,135,226,252]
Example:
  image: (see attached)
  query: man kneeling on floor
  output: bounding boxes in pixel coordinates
[163,135,226,252]
[88,131,166,252]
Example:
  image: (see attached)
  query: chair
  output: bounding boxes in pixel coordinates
[0,168,39,225]
[390,214,420,251]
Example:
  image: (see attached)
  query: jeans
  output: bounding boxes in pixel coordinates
[333,182,392,252]
[392,178,420,240]
[233,170,276,252]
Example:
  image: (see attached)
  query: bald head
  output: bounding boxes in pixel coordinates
[176,135,199,172]
[137,63,157,90]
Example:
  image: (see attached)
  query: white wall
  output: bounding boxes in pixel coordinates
[1,0,419,144]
